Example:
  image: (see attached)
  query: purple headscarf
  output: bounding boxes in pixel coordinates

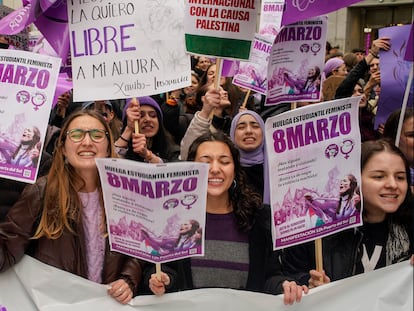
[230,110,265,167]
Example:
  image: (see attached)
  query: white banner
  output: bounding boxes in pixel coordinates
[0,256,412,311]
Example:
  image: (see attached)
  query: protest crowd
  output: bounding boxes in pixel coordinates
[0,0,413,309]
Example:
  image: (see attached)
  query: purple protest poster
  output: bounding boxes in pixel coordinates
[96,159,209,264]
[375,25,414,128]
[0,49,61,183]
[266,16,327,106]
[265,97,362,249]
[281,0,363,26]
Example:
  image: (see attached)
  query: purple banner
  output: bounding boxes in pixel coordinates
[221,59,240,77]
[375,25,414,128]
[281,0,363,26]
[404,23,413,61]
[0,0,69,61]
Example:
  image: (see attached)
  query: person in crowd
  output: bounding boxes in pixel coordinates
[229,110,266,198]
[9,126,42,168]
[281,139,413,288]
[142,131,308,305]
[115,97,179,162]
[383,107,414,191]
[351,48,366,63]
[363,55,380,97]
[343,52,358,72]
[160,71,201,144]
[335,37,391,141]
[322,57,348,101]
[180,84,232,160]
[82,100,123,141]
[192,56,212,78]
[0,110,143,304]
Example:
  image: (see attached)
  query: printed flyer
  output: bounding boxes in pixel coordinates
[267,16,327,105]
[0,49,61,183]
[258,0,284,40]
[96,159,209,264]
[232,34,272,95]
[67,0,191,101]
[265,97,362,249]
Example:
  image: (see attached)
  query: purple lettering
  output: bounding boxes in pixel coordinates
[182,177,197,191]
[155,181,169,197]
[141,181,155,198]
[107,172,121,187]
[13,65,27,85]
[273,129,287,153]
[339,112,351,134]
[170,179,182,195]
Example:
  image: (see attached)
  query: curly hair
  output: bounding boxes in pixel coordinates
[187,131,262,232]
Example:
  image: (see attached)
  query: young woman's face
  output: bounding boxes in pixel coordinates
[63,115,109,174]
[362,151,408,219]
[206,64,216,85]
[196,57,211,72]
[195,141,235,199]
[399,116,414,167]
[333,64,348,76]
[234,114,263,152]
[139,105,159,138]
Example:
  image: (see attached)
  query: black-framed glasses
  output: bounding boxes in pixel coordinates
[66,129,108,143]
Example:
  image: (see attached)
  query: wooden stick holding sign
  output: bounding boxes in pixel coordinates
[240,89,251,109]
[208,57,223,120]
[314,238,323,282]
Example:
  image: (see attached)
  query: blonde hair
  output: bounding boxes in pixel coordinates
[33,110,117,239]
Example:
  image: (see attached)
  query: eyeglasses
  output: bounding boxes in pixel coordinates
[66,129,108,143]
[140,110,157,118]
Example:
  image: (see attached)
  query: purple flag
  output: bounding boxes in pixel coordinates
[0,0,69,61]
[375,25,414,128]
[221,59,240,77]
[281,0,364,26]
[404,23,414,61]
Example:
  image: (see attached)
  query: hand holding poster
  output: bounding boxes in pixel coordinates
[265,97,362,249]
[0,49,61,183]
[67,0,191,101]
[95,159,209,264]
[266,16,327,105]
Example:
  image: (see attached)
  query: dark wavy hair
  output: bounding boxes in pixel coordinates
[361,138,412,223]
[187,131,262,232]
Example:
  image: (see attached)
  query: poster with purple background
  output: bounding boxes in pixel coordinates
[281,0,363,26]
[0,49,61,183]
[375,25,414,128]
[265,97,362,249]
[96,159,209,264]
[266,16,327,105]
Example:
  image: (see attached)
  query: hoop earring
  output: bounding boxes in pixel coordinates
[232,179,237,190]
